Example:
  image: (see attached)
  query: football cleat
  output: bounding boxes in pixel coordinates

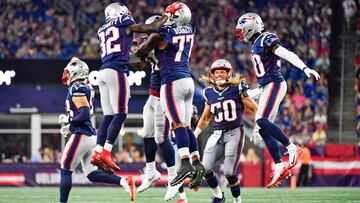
[170,160,194,186]
[189,160,206,189]
[211,192,225,203]
[91,151,114,173]
[124,176,137,201]
[99,149,120,171]
[266,167,291,188]
[287,145,304,169]
[176,198,188,203]
[164,182,183,201]
[137,170,161,193]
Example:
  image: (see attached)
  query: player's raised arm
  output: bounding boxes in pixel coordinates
[126,15,168,35]
[193,103,213,138]
[270,44,320,80]
[134,33,164,57]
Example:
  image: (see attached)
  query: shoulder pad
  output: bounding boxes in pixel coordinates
[262,32,281,48]
[239,81,250,96]
[71,82,90,97]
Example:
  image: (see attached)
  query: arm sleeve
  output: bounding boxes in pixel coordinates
[274,46,307,70]
[69,106,91,124]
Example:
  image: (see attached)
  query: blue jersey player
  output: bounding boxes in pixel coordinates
[193,59,258,203]
[135,1,205,189]
[235,13,320,188]
[130,15,181,201]
[92,2,176,172]
[58,58,136,203]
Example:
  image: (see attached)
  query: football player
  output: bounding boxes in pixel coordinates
[235,13,320,188]
[58,58,136,203]
[134,1,206,189]
[131,15,181,201]
[92,2,179,172]
[193,59,258,203]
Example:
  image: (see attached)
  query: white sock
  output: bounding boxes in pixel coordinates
[233,195,241,203]
[145,161,156,174]
[120,177,128,188]
[167,166,177,177]
[95,145,103,153]
[179,191,187,199]
[104,143,113,152]
[286,143,296,151]
[178,147,190,157]
[275,162,285,171]
[211,186,223,199]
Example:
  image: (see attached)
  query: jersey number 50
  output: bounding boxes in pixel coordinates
[211,100,237,122]
[98,26,121,58]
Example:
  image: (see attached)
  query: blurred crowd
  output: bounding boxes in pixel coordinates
[355,7,360,144]
[0,0,331,158]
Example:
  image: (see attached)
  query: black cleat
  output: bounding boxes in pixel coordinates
[211,192,225,203]
[170,158,194,186]
[189,160,206,189]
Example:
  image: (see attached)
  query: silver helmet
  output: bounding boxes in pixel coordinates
[210,59,233,85]
[164,2,191,27]
[104,2,129,22]
[236,13,264,42]
[62,57,89,86]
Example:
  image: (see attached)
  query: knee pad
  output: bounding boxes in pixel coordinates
[256,118,270,129]
[204,170,215,179]
[226,175,239,186]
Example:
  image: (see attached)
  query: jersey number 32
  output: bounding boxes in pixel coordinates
[98,26,121,58]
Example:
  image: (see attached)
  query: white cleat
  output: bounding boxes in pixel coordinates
[164,182,183,201]
[137,170,161,193]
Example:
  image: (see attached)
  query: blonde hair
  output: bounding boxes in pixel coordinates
[200,72,246,87]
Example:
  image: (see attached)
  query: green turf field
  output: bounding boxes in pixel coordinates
[0,187,359,203]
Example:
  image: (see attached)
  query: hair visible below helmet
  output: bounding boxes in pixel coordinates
[104,3,129,22]
[236,12,264,42]
[62,57,89,86]
[210,59,233,85]
[165,2,191,27]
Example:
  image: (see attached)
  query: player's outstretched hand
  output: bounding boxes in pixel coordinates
[250,125,262,145]
[164,1,182,15]
[60,124,70,138]
[58,114,69,124]
[304,67,320,80]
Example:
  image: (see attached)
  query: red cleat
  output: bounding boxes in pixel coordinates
[99,149,120,171]
[91,151,114,173]
[176,199,187,203]
[266,167,291,188]
[287,145,304,170]
[125,176,137,201]
[193,186,199,192]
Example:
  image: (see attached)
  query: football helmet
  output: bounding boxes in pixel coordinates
[236,13,264,42]
[210,59,233,85]
[164,2,191,27]
[104,2,129,22]
[142,15,161,39]
[62,57,89,86]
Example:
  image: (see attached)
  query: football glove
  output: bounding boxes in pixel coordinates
[304,67,320,80]
[58,114,69,124]
[60,124,70,138]
[250,125,262,145]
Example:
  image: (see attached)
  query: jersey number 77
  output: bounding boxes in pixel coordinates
[172,34,194,62]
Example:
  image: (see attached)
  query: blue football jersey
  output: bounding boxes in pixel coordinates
[150,62,161,93]
[250,32,284,86]
[155,25,195,84]
[97,15,135,73]
[66,81,96,136]
[203,82,249,130]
